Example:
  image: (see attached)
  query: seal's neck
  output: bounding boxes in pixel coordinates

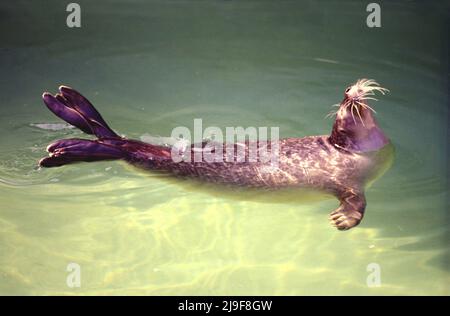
[328,103,389,153]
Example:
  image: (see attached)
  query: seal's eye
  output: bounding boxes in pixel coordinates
[345,87,351,93]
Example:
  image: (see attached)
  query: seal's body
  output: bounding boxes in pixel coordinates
[39,79,393,230]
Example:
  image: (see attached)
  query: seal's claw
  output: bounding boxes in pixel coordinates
[329,212,343,220]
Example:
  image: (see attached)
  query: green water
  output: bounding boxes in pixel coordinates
[0,0,448,295]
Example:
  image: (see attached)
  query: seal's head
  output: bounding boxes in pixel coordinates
[329,79,390,153]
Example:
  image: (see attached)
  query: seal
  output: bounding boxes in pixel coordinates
[39,79,393,230]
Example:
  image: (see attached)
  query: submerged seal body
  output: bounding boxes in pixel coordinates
[39,79,393,230]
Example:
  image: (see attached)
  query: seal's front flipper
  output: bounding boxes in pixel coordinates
[329,188,366,230]
[42,86,119,139]
[39,139,125,168]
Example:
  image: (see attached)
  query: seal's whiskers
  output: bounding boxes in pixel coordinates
[335,79,388,123]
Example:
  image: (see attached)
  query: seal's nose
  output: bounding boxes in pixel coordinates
[344,87,351,97]
[344,86,362,100]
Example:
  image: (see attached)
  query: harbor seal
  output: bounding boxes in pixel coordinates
[39,79,393,230]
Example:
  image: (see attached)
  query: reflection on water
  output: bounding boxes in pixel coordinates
[0,0,448,295]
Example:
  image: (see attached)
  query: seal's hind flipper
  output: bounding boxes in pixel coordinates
[40,86,126,168]
[42,86,119,139]
[42,93,94,135]
[39,139,125,168]
[58,86,119,138]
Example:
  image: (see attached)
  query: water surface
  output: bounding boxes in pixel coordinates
[0,0,448,295]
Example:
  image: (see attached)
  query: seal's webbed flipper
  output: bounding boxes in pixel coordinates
[42,93,94,135]
[40,86,125,168]
[329,188,366,230]
[39,139,125,168]
[42,86,119,139]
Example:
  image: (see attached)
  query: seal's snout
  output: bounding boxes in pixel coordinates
[338,79,389,122]
[344,78,388,102]
[329,79,390,153]
[344,84,366,103]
